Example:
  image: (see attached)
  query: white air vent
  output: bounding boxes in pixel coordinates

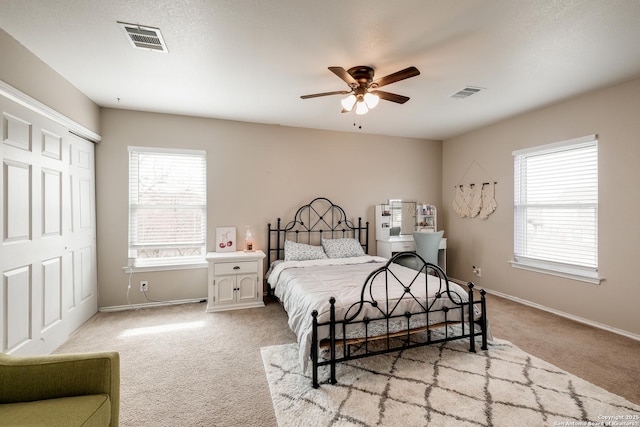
[450,86,484,99]
[118,22,168,53]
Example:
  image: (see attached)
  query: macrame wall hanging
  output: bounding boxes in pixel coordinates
[453,160,497,220]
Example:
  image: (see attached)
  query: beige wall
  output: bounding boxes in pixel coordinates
[0,28,100,133]
[442,77,640,336]
[97,108,441,307]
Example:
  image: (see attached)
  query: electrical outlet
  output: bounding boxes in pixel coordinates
[472,265,482,277]
[139,280,149,292]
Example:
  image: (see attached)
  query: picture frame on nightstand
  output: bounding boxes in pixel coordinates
[215,227,236,252]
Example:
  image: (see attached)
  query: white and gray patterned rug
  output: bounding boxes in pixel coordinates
[261,336,640,426]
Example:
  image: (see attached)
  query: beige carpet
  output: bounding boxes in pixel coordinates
[55,300,295,426]
[54,295,640,426]
[262,335,640,426]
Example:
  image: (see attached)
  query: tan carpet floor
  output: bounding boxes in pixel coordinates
[55,293,640,426]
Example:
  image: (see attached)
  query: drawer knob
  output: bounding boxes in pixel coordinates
[233,266,240,270]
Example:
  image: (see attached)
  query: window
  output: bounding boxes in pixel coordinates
[512,134,599,283]
[128,146,206,268]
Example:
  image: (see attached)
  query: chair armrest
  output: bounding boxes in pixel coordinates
[0,351,120,426]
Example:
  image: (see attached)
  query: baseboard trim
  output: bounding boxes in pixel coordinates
[99,298,207,312]
[449,277,640,342]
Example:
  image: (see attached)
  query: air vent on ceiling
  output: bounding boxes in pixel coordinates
[118,21,168,53]
[450,86,484,99]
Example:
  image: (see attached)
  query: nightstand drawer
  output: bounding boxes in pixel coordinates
[390,241,416,252]
[215,261,258,275]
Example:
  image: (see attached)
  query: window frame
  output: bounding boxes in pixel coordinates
[510,134,601,284]
[127,146,207,271]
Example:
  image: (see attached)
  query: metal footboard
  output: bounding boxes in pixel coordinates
[311,252,488,388]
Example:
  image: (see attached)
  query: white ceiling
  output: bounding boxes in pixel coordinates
[1,0,640,140]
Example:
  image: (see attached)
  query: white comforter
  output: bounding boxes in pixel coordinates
[268,256,480,371]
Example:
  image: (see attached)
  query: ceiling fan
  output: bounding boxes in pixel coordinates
[301,65,420,115]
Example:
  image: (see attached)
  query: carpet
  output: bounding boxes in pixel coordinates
[261,336,640,427]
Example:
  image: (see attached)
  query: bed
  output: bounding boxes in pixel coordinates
[267,197,490,388]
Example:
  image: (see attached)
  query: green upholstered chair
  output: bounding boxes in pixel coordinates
[0,351,120,427]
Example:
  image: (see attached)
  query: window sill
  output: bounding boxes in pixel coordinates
[122,261,208,274]
[509,259,602,285]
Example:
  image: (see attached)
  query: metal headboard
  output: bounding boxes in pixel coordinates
[267,197,369,266]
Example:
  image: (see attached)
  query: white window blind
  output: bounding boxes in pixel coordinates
[128,146,206,267]
[512,135,599,283]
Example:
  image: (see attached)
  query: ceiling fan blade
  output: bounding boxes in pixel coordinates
[300,90,351,99]
[328,66,358,86]
[371,90,410,104]
[372,66,420,88]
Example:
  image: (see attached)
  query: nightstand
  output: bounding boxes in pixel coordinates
[205,250,266,312]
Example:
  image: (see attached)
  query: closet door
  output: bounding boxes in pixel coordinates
[0,96,97,355]
[66,134,97,333]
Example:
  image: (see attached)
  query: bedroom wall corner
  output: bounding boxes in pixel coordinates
[441,76,640,337]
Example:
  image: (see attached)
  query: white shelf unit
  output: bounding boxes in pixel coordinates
[375,204,392,240]
[375,202,438,237]
[415,203,437,233]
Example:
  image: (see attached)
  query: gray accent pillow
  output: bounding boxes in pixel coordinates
[284,240,327,261]
[321,238,365,258]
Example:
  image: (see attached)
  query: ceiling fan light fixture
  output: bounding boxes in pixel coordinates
[341,94,357,111]
[355,100,369,115]
[301,65,420,115]
[364,92,380,109]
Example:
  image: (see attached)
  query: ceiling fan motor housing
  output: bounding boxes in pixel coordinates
[347,66,376,88]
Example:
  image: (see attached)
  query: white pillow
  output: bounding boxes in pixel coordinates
[321,238,365,258]
[284,240,327,261]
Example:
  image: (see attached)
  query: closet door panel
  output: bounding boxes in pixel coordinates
[0,94,97,355]
[4,160,31,242]
[67,135,96,329]
[3,112,31,151]
[42,168,62,237]
[2,265,31,353]
[42,256,62,330]
[1,102,40,355]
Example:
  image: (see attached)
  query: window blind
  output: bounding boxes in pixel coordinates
[128,147,206,266]
[513,135,598,282]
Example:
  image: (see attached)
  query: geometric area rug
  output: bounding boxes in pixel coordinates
[261,337,640,427]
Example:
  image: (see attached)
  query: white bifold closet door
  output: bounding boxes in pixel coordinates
[0,95,97,356]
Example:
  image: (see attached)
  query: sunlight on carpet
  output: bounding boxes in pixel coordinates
[119,320,206,337]
[261,338,640,427]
